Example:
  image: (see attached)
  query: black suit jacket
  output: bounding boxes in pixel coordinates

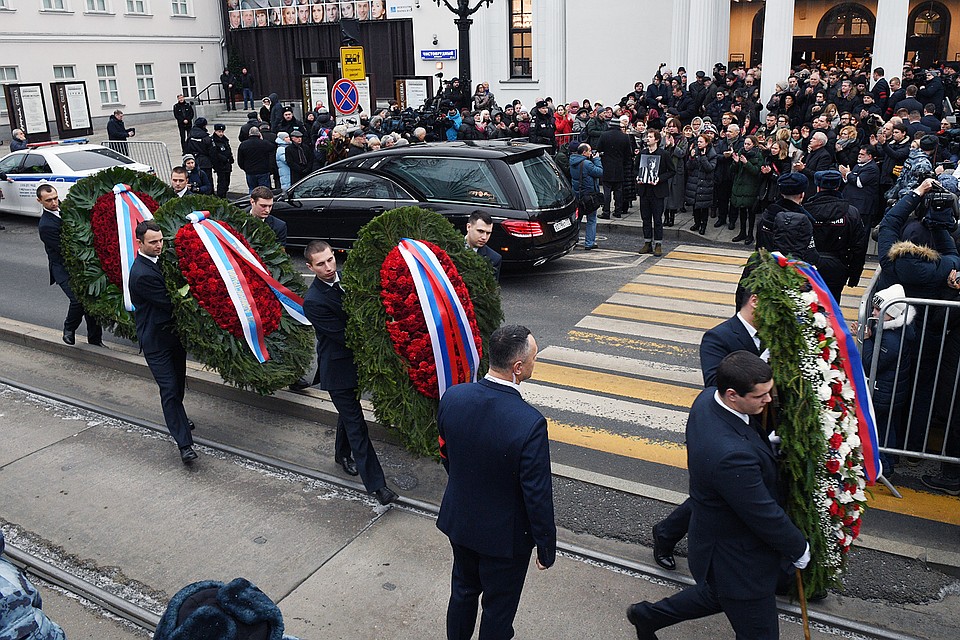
[38,210,68,286]
[264,215,287,248]
[129,254,179,354]
[476,244,502,281]
[303,276,357,391]
[437,378,556,567]
[699,315,761,387]
[686,390,806,601]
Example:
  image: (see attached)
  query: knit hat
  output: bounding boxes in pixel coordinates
[814,169,843,190]
[181,154,195,163]
[153,578,285,640]
[778,172,808,196]
[194,117,208,128]
[247,112,259,119]
[872,284,907,320]
[619,115,630,126]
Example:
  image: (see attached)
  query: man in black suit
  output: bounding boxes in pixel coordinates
[129,221,196,463]
[437,324,555,640]
[464,210,501,281]
[629,352,809,640]
[652,285,764,570]
[596,117,634,219]
[249,186,286,249]
[36,184,103,347]
[302,240,397,505]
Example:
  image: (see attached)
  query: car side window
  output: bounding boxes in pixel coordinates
[21,154,52,174]
[380,157,509,206]
[0,155,23,174]
[289,172,339,199]
[339,172,395,200]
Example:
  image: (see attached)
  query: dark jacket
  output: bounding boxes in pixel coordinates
[129,254,180,354]
[570,152,604,198]
[756,198,819,264]
[106,114,131,141]
[303,276,357,390]
[528,111,556,150]
[684,145,717,210]
[842,160,880,224]
[186,166,213,194]
[799,146,835,199]
[584,116,607,149]
[871,77,890,113]
[263,215,287,248]
[636,146,675,199]
[184,125,214,169]
[239,71,255,90]
[437,378,556,567]
[38,211,68,285]
[173,100,194,129]
[805,189,868,291]
[238,115,262,143]
[596,126,633,182]
[237,136,276,175]
[877,190,960,299]
[862,308,916,410]
[210,134,234,171]
[714,135,744,183]
[476,244,502,282]
[686,390,807,601]
[285,141,310,183]
[729,147,763,208]
[880,139,911,186]
[699,315,761,388]
[918,77,945,116]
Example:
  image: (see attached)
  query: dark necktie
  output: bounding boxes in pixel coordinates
[334,281,343,293]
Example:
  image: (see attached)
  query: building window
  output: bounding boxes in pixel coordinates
[136,63,156,101]
[509,0,532,79]
[97,64,120,104]
[43,0,67,9]
[817,3,875,38]
[125,0,145,13]
[53,65,76,79]
[170,0,187,15]
[180,62,197,98]
[0,66,19,115]
[86,0,107,10]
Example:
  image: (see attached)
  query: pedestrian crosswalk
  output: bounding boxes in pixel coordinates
[529,243,960,525]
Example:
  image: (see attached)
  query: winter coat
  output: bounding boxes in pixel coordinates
[756,198,819,264]
[106,115,131,141]
[729,147,763,208]
[887,148,934,202]
[236,136,276,175]
[184,125,214,169]
[842,160,880,224]
[529,111,556,150]
[877,190,960,299]
[0,533,66,640]
[666,136,689,210]
[238,115,262,143]
[285,141,310,184]
[636,146,675,200]
[570,153,604,201]
[684,146,717,210]
[596,126,632,182]
[714,135,744,183]
[173,100,194,129]
[805,189,868,290]
[861,306,916,410]
[186,166,213,194]
[799,145,835,199]
[554,113,572,137]
[275,135,291,190]
[584,116,607,148]
[210,134,234,171]
[275,115,303,136]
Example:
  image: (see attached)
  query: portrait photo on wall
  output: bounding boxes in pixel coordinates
[230,0,383,27]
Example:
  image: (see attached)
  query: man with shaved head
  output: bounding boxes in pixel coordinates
[793,131,835,199]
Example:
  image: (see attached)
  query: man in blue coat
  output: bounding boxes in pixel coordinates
[129,221,196,463]
[36,184,103,346]
[628,352,809,640]
[437,324,556,640]
[302,240,397,505]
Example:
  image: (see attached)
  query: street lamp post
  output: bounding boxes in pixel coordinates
[434,0,495,95]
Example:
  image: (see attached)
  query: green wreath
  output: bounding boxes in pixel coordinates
[153,195,314,395]
[342,206,503,456]
[60,167,176,341]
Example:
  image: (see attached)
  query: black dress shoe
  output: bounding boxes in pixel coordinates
[652,525,676,571]
[713,219,726,228]
[179,446,198,463]
[88,339,108,348]
[289,378,312,391]
[62,329,76,345]
[598,212,611,219]
[335,456,359,476]
[727,220,736,230]
[374,486,398,505]
[612,212,622,218]
[188,420,195,431]
[626,603,659,640]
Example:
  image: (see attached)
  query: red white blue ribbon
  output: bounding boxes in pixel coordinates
[397,238,480,398]
[772,252,881,484]
[113,184,153,312]
[187,211,309,363]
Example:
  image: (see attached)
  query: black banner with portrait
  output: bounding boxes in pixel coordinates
[227,1,388,30]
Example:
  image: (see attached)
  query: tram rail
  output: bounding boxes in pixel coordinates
[0,374,921,640]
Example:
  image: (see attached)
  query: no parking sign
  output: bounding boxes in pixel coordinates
[332,78,359,115]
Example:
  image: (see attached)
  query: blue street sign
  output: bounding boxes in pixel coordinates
[420,49,458,61]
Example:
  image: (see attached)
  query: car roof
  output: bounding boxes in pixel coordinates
[10,142,115,157]
[326,140,546,169]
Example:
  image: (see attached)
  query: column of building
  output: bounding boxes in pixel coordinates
[759,0,796,115]
[872,0,910,87]
[678,0,730,77]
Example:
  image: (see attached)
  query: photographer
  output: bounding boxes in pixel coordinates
[182,154,213,195]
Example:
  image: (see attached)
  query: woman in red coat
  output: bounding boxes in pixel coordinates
[554,104,573,146]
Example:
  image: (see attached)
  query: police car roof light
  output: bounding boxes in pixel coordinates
[25,138,89,149]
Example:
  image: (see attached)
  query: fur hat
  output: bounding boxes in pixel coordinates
[194,117,208,128]
[153,578,285,640]
[778,172,808,196]
[920,135,939,151]
[814,169,843,190]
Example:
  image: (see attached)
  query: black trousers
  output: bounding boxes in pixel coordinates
[655,498,692,548]
[715,180,733,223]
[143,342,192,448]
[214,169,232,198]
[178,126,190,151]
[446,542,531,640]
[223,88,236,110]
[634,575,780,640]
[57,280,102,343]
[602,180,625,215]
[328,388,386,492]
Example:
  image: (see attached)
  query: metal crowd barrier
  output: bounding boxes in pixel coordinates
[100,140,172,180]
[556,133,579,148]
[857,272,960,494]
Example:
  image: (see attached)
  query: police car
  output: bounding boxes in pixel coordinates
[0,139,153,217]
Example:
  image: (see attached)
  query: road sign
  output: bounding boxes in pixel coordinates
[332,78,360,115]
[420,49,457,61]
[340,46,366,82]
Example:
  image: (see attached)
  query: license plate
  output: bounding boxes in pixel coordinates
[553,217,572,232]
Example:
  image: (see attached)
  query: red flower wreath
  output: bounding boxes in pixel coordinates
[174,223,281,340]
[380,241,483,399]
[90,191,159,286]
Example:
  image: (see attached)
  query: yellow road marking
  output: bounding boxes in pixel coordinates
[647,265,743,283]
[622,283,734,305]
[567,330,697,358]
[534,362,698,408]
[548,419,960,525]
[666,251,749,266]
[592,303,722,330]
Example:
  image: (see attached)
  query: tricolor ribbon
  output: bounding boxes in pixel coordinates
[187,211,310,363]
[397,238,481,398]
[113,184,153,311]
[772,251,881,484]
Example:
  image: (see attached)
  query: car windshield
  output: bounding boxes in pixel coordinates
[57,148,134,171]
[379,157,509,207]
[511,154,572,210]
